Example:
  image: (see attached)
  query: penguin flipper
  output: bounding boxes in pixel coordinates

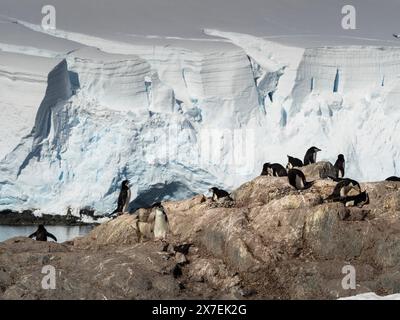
[46,232,58,242]
[28,231,37,239]
[304,181,314,190]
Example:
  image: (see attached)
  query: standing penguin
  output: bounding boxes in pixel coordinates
[112,180,131,215]
[153,204,169,240]
[287,169,313,190]
[334,154,345,178]
[28,225,57,242]
[304,147,321,165]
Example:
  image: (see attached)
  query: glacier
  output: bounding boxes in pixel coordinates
[1,20,400,215]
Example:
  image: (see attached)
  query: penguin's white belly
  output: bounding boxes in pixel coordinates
[312,153,316,163]
[123,189,131,213]
[154,213,168,239]
[295,175,304,189]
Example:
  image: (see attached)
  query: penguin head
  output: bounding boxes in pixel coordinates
[338,154,345,161]
[151,202,162,208]
[122,180,130,189]
[209,187,218,193]
[262,163,271,171]
[310,146,321,153]
[38,224,45,231]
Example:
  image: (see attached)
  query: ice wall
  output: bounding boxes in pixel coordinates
[1,30,400,216]
[291,47,400,113]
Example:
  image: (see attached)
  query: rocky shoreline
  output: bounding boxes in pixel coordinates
[0,210,101,226]
[2,162,400,299]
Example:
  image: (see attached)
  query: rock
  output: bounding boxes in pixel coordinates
[74,214,139,248]
[0,268,12,292]
[175,252,188,265]
[4,175,400,299]
[301,161,337,180]
[135,208,154,222]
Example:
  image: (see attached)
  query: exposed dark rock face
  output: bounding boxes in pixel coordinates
[0,210,97,226]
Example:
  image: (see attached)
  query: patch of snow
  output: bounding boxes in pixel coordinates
[339,292,400,300]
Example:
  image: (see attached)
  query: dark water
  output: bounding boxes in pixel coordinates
[0,225,95,243]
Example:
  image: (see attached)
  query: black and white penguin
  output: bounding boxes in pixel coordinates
[334,154,345,178]
[340,191,370,207]
[287,169,313,190]
[260,163,272,176]
[325,178,361,202]
[287,155,303,169]
[28,225,57,242]
[304,146,321,165]
[386,176,400,182]
[112,180,131,215]
[209,187,232,201]
[153,203,169,240]
[261,163,287,177]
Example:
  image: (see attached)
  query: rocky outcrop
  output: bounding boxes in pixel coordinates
[2,162,400,299]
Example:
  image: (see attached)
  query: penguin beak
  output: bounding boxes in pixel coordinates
[316,148,321,152]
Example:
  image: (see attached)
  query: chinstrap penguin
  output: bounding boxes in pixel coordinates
[304,147,321,165]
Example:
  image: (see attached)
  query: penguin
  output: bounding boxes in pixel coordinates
[324,178,361,202]
[260,163,272,176]
[334,154,345,178]
[386,176,400,182]
[304,147,321,165]
[28,225,57,242]
[261,163,287,177]
[111,180,131,215]
[287,169,313,190]
[209,187,233,201]
[153,204,169,240]
[287,155,303,169]
[340,191,370,207]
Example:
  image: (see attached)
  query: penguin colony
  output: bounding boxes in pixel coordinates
[108,145,400,224]
[261,146,372,207]
[27,145,400,242]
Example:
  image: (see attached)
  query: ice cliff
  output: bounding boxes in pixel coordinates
[1,29,400,215]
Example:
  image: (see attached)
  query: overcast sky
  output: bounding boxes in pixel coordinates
[1,0,399,47]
